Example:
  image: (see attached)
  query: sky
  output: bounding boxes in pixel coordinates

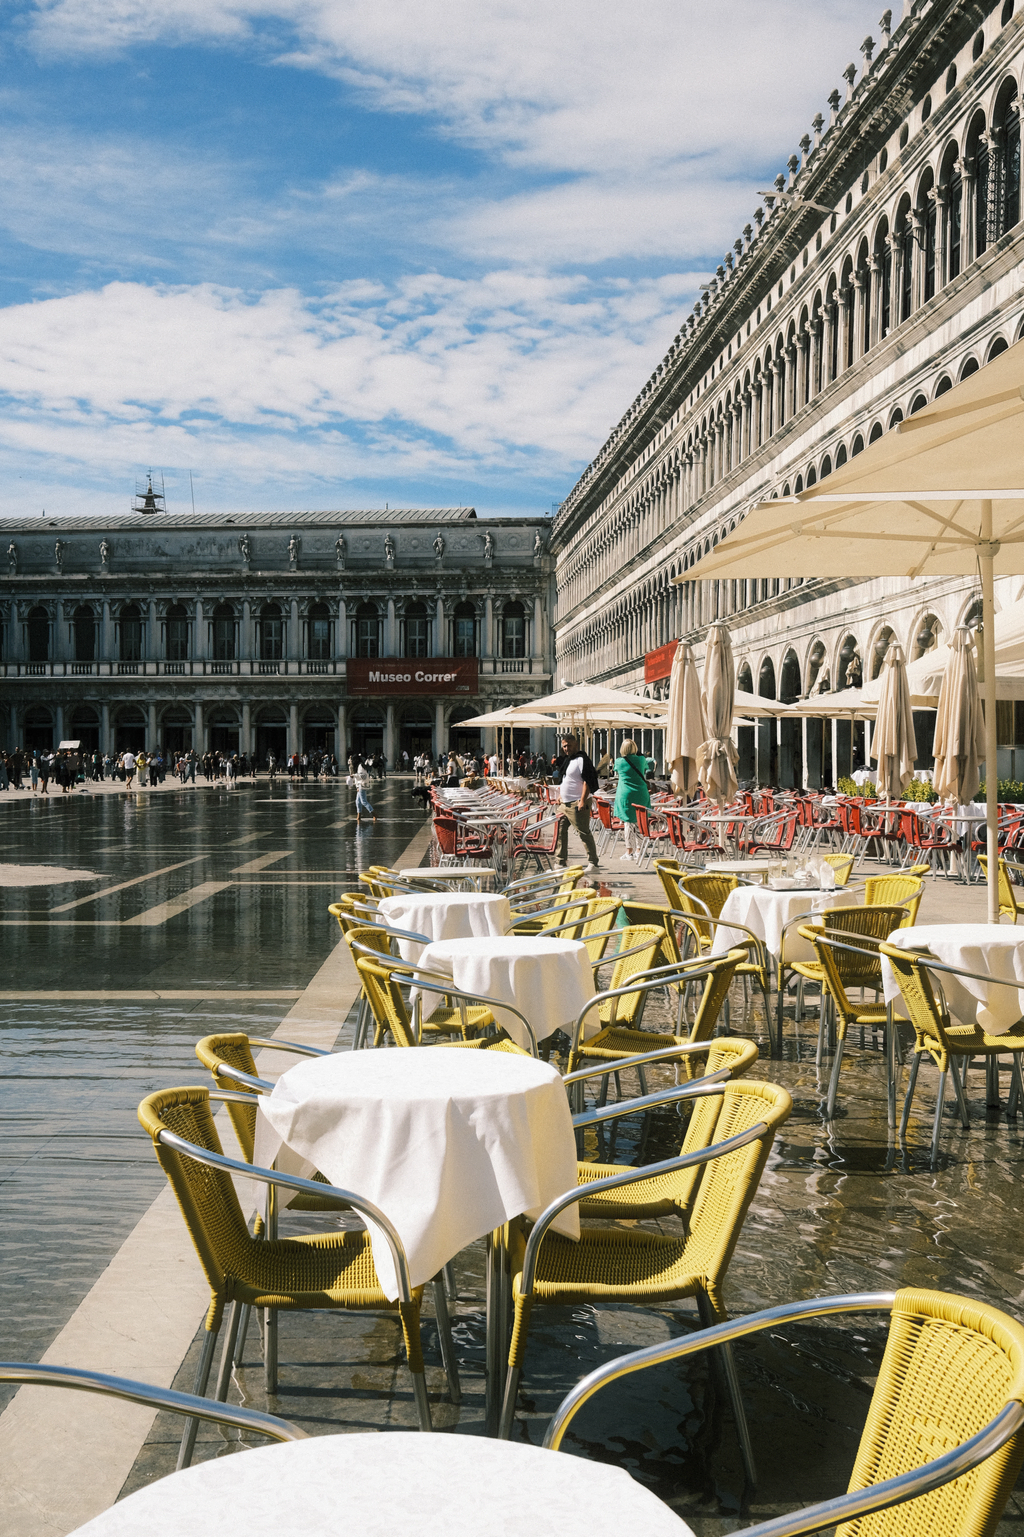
[0,0,881,520]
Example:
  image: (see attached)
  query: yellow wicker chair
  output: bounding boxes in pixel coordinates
[507,888,597,934]
[678,872,739,951]
[654,857,688,911]
[344,926,496,1046]
[976,856,1021,924]
[573,1035,760,1220]
[564,924,691,1076]
[545,1287,1024,1537]
[864,873,924,926]
[800,905,911,1117]
[777,901,909,1063]
[880,940,1024,1164]
[137,1085,456,1461]
[497,1076,793,1475]
[822,852,856,886]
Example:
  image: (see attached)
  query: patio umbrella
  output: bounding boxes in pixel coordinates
[665,642,705,796]
[697,623,738,805]
[671,337,1024,920]
[871,643,917,800]
[932,628,985,805]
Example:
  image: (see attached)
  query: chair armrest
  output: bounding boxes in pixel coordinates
[0,1363,307,1444]
[155,1127,419,1303]
[561,1037,730,1083]
[518,1117,769,1296]
[389,965,539,1056]
[211,1062,276,1092]
[571,1074,730,1128]
[247,1037,331,1058]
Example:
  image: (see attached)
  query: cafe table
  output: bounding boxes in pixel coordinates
[399,864,493,890]
[413,934,597,1052]
[711,883,848,964]
[255,1047,579,1431]
[702,858,781,884]
[378,891,512,962]
[881,923,1024,1035]
[69,1431,694,1536]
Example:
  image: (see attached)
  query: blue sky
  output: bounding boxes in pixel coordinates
[0,0,880,520]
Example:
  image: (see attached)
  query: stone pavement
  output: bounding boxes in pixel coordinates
[2,786,1023,1535]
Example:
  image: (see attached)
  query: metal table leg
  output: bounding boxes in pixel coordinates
[484,1227,509,1436]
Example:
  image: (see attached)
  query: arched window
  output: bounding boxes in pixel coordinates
[119,602,143,662]
[758,655,776,699]
[946,64,957,93]
[1001,86,1021,231]
[403,600,429,658]
[1003,0,1015,24]
[453,600,476,658]
[851,434,865,456]
[166,602,188,661]
[875,218,892,337]
[737,661,753,694]
[889,407,904,429]
[896,200,914,321]
[909,393,928,414]
[779,649,801,702]
[258,603,283,661]
[973,29,985,61]
[212,602,235,661]
[501,600,526,659]
[869,421,884,444]
[836,443,849,467]
[960,356,980,380]
[913,613,941,660]
[871,625,895,679]
[935,375,953,395]
[308,601,331,661]
[27,606,49,663]
[355,602,380,658]
[820,454,833,478]
[805,465,817,487]
[74,604,95,663]
[794,473,804,493]
[975,127,990,256]
[919,171,937,301]
[989,335,1009,360]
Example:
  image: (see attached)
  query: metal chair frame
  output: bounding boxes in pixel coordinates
[544,1291,1024,1537]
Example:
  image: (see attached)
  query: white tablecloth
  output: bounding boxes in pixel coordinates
[711,885,848,962]
[256,1048,579,1298]
[379,891,511,962]
[414,935,597,1050]
[70,1431,694,1537]
[881,923,1024,1035]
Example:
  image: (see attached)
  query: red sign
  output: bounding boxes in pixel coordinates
[347,658,479,696]
[644,640,677,684]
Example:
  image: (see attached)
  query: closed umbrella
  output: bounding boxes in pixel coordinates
[665,642,705,797]
[697,624,738,805]
[871,643,918,800]
[932,627,985,805]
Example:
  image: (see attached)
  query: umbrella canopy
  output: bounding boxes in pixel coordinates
[455,708,558,727]
[932,628,986,805]
[665,642,705,796]
[871,643,918,800]
[504,683,653,716]
[733,688,785,719]
[697,624,738,805]
[672,337,1024,920]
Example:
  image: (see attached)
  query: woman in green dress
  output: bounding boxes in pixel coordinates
[612,739,651,860]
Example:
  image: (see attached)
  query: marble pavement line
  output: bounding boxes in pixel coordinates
[50,857,208,913]
[0,817,436,1537]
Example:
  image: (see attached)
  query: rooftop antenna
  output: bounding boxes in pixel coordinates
[189,470,196,515]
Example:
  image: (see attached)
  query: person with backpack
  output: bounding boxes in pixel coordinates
[553,734,601,872]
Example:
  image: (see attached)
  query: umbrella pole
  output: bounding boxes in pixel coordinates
[981,503,999,925]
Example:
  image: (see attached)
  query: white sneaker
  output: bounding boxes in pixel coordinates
[585,862,601,874]
[619,853,634,861]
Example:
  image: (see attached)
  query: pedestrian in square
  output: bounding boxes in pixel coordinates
[354,760,376,823]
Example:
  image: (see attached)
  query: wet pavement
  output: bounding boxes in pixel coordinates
[3,784,1024,1533]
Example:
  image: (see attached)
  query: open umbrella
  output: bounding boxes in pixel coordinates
[697,624,738,805]
[932,628,986,805]
[672,337,1024,920]
[665,642,705,796]
[871,643,917,800]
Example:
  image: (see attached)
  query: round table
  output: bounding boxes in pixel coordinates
[881,923,1024,1034]
[414,935,597,1051]
[69,1431,694,1536]
[711,884,848,962]
[255,1046,579,1300]
[378,891,511,962]
[702,858,781,883]
[399,865,493,890]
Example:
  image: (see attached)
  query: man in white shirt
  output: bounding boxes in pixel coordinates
[555,734,600,871]
[123,750,136,788]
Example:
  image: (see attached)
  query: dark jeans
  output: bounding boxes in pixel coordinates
[556,802,598,866]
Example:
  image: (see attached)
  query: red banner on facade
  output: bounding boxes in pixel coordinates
[347,658,479,696]
[644,640,677,684]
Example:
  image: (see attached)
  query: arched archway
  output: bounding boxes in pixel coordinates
[870,625,896,679]
[23,705,53,752]
[74,604,96,663]
[254,707,287,765]
[27,606,49,663]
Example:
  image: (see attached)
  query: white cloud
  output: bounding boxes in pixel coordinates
[0,270,699,506]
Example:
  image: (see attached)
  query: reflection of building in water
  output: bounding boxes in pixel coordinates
[552,0,1024,785]
[0,509,553,761]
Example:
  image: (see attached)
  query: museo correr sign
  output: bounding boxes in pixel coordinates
[347,658,479,696]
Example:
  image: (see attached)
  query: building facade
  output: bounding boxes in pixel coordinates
[0,508,554,762]
[551,0,1024,785]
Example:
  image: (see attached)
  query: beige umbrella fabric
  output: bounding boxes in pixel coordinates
[697,624,738,805]
[870,643,918,800]
[932,628,986,805]
[665,642,705,796]
[671,337,1024,921]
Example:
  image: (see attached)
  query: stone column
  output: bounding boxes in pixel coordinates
[959,157,976,267]
[852,271,866,360]
[868,254,881,349]
[147,598,157,664]
[434,595,445,657]
[336,596,347,659]
[386,596,396,657]
[786,343,798,419]
[148,701,158,748]
[822,305,834,387]
[533,594,544,662]
[732,401,743,467]
[290,599,300,663]
[54,702,64,744]
[385,702,396,766]
[931,186,947,287]
[241,701,251,754]
[483,595,493,658]
[810,316,823,395]
[195,700,205,753]
[838,289,850,374]
[434,699,445,756]
[288,702,299,757]
[910,213,925,312]
[240,599,251,662]
[796,331,807,407]
[337,702,347,760]
[194,597,205,662]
